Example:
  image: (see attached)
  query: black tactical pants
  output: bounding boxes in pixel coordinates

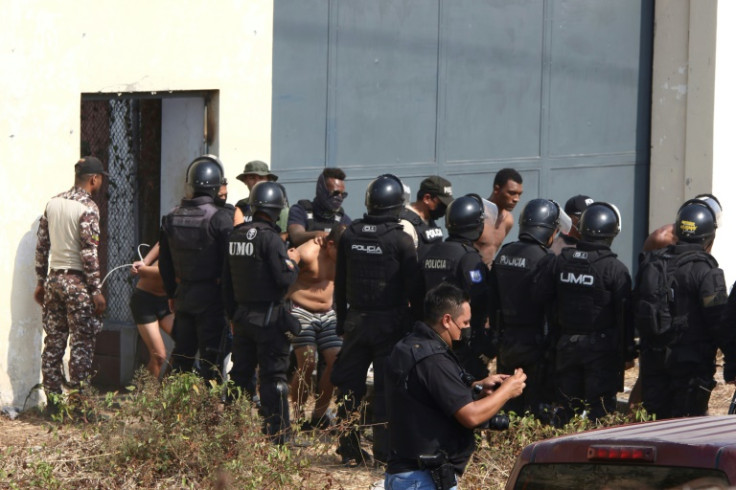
[231,304,291,443]
[330,308,409,463]
[170,298,227,382]
[497,330,553,417]
[555,332,619,423]
[640,345,716,419]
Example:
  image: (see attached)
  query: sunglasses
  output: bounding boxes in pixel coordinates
[330,190,349,198]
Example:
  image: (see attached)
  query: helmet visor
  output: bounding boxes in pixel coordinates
[609,203,623,234]
[552,201,573,235]
[481,198,499,230]
[696,195,722,228]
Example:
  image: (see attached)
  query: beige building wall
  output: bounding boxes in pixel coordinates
[0,1,274,408]
[650,0,735,286]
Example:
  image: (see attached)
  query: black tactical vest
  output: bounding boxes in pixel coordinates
[555,247,616,334]
[421,240,477,292]
[297,199,343,232]
[400,208,443,251]
[228,221,287,303]
[344,219,405,309]
[235,199,254,223]
[494,240,549,327]
[164,201,220,282]
[387,325,475,469]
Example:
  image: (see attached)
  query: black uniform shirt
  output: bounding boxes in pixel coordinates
[386,321,475,476]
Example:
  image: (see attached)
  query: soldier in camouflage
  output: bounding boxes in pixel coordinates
[34,156,108,397]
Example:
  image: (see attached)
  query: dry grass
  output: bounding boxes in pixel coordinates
[1,357,733,490]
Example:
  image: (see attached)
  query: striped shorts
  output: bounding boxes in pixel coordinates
[289,304,343,351]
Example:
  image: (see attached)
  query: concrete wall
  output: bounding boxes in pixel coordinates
[650,0,736,286]
[1,1,273,408]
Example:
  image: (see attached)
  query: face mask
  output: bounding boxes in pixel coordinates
[315,174,345,213]
[429,203,447,221]
[450,320,472,352]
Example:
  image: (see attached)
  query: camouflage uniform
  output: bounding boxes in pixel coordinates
[35,186,103,394]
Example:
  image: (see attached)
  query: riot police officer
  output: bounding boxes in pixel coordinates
[534,202,634,424]
[638,198,733,418]
[331,174,418,466]
[490,199,570,418]
[415,194,497,380]
[223,181,300,444]
[159,155,233,381]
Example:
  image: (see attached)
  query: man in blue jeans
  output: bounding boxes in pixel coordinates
[385,283,526,489]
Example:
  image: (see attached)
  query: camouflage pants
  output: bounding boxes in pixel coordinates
[42,271,102,394]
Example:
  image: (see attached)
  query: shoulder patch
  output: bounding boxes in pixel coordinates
[469,269,483,284]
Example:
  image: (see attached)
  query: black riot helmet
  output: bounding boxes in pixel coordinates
[365,174,405,216]
[518,199,570,247]
[186,155,224,198]
[249,181,286,221]
[675,199,717,247]
[579,202,621,246]
[445,194,485,242]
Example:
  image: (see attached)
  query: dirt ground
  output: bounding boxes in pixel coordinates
[1,359,733,489]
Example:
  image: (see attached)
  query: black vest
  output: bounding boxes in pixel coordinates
[555,247,617,334]
[421,240,478,292]
[235,199,254,223]
[228,221,288,303]
[387,323,475,472]
[493,240,549,328]
[400,208,443,251]
[164,199,220,282]
[344,219,405,309]
[298,199,343,232]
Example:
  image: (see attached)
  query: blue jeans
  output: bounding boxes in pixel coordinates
[385,470,457,490]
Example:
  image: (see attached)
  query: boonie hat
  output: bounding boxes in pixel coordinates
[419,176,454,207]
[75,156,108,176]
[564,194,594,216]
[236,160,278,183]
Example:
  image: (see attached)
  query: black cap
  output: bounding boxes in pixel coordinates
[418,176,454,207]
[564,194,593,215]
[75,156,108,176]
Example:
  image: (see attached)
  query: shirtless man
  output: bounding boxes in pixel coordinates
[475,168,524,265]
[287,225,346,430]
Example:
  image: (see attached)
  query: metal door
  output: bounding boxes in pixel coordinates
[272,0,652,269]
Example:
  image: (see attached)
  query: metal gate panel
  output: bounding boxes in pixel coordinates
[548,0,648,157]
[443,0,544,163]
[271,0,653,270]
[272,0,329,174]
[332,0,439,169]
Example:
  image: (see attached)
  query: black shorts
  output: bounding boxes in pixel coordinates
[129,288,171,324]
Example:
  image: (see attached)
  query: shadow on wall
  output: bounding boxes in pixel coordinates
[7,217,45,411]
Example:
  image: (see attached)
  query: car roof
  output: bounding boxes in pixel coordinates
[523,416,736,466]
[546,416,736,446]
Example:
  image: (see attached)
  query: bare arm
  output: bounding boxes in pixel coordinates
[288,223,327,247]
[454,369,526,428]
[642,223,676,252]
